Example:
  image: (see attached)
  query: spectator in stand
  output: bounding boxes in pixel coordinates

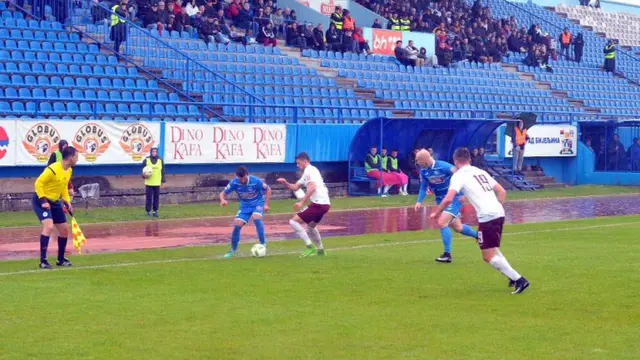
[604,39,616,72]
[271,8,284,37]
[254,7,269,28]
[303,23,320,50]
[472,147,487,169]
[330,5,344,35]
[574,33,585,63]
[559,27,572,59]
[372,18,383,29]
[436,40,453,67]
[156,1,170,28]
[400,14,411,31]
[236,2,253,31]
[226,0,240,22]
[143,2,161,30]
[325,23,341,52]
[353,28,371,55]
[395,40,416,67]
[406,40,424,67]
[388,12,400,30]
[259,22,277,47]
[286,22,306,50]
[313,24,325,51]
[185,0,198,17]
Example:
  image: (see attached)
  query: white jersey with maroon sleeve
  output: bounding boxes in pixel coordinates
[296,164,331,205]
[448,165,505,223]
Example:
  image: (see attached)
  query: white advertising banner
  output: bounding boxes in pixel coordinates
[505,125,577,158]
[13,120,162,165]
[297,0,350,16]
[164,123,287,164]
[0,120,17,166]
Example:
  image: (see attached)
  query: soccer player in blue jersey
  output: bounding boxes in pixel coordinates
[219,166,272,259]
[413,149,478,263]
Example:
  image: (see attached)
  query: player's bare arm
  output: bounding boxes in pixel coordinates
[493,182,507,203]
[264,185,272,212]
[276,178,303,191]
[295,182,316,211]
[430,189,458,219]
[219,191,228,207]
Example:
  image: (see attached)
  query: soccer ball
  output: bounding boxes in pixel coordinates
[142,166,153,179]
[251,244,267,258]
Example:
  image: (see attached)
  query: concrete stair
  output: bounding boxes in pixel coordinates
[522,169,568,189]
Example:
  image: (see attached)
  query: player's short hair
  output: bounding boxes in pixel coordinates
[236,166,249,178]
[453,147,471,162]
[391,149,398,152]
[295,152,310,162]
[59,140,68,149]
[61,146,77,160]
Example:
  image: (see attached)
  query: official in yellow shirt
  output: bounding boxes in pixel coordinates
[32,146,78,269]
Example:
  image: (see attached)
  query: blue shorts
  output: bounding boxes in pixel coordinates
[235,204,265,224]
[437,198,462,219]
[32,193,67,224]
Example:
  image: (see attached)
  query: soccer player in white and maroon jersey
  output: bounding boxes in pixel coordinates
[430,147,530,294]
[277,152,331,258]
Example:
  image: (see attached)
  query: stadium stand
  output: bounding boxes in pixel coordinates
[0,1,220,121]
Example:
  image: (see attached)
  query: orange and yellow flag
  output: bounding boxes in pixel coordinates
[71,217,87,254]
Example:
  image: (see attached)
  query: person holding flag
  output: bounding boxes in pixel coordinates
[32,146,78,269]
[47,139,74,256]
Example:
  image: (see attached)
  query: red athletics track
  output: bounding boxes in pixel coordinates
[1,195,640,260]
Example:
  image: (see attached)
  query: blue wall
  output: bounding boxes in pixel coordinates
[285,124,360,163]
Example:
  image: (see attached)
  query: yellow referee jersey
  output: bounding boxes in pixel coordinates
[35,161,72,203]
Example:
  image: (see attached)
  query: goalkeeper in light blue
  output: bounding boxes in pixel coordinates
[219,166,272,259]
[414,149,478,263]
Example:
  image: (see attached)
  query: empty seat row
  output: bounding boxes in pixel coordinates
[161,63,314,79]
[182,75,337,90]
[359,79,539,93]
[223,106,385,119]
[0,28,78,41]
[0,101,201,116]
[0,40,99,53]
[0,87,177,102]
[379,90,566,105]
[341,69,532,88]
[0,62,138,77]
[142,50,298,68]
[0,74,159,89]
[0,50,117,64]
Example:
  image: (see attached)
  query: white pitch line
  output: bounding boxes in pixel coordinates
[0,220,638,277]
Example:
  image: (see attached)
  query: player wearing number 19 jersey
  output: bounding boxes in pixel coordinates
[432,147,530,295]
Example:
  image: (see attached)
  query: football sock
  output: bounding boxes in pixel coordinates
[39,234,50,262]
[307,227,323,250]
[289,219,312,246]
[402,184,408,193]
[254,219,266,245]
[489,255,521,281]
[57,237,68,262]
[383,185,391,194]
[460,225,478,239]
[231,225,242,252]
[440,227,453,254]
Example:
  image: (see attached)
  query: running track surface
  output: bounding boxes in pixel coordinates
[2,195,640,260]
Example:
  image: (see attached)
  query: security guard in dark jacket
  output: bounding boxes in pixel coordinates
[388,13,400,30]
[603,40,616,72]
[330,6,343,31]
[400,15,411,31]
[110,0,129,56]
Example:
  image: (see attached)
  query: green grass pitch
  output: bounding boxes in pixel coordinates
[1,216,639,359]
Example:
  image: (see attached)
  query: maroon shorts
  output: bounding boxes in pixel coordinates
[477,217,505,250]
[298,203,331,224]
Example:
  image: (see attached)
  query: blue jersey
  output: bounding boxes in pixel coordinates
[419,160,462,204]
[223,175,269,208]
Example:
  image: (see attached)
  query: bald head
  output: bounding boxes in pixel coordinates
[415,149,434,168]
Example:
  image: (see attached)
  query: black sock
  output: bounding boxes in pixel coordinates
[40,234,50,262]
[57,237,68,262]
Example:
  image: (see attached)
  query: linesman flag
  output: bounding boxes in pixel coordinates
[71,217,87,254]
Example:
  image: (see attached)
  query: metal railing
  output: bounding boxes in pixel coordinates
[70,1,265,104]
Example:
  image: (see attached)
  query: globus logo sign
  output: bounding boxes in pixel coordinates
[371,29,402,56]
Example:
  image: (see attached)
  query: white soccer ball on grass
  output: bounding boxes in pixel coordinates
[251,244,267,258]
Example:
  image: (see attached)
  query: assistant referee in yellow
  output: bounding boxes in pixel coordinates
[33,146,78,269]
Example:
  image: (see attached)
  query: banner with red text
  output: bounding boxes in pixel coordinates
[164,123,287,164]
[10,120,161,166]
[297,0,349,15]
[362,27,435,57]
